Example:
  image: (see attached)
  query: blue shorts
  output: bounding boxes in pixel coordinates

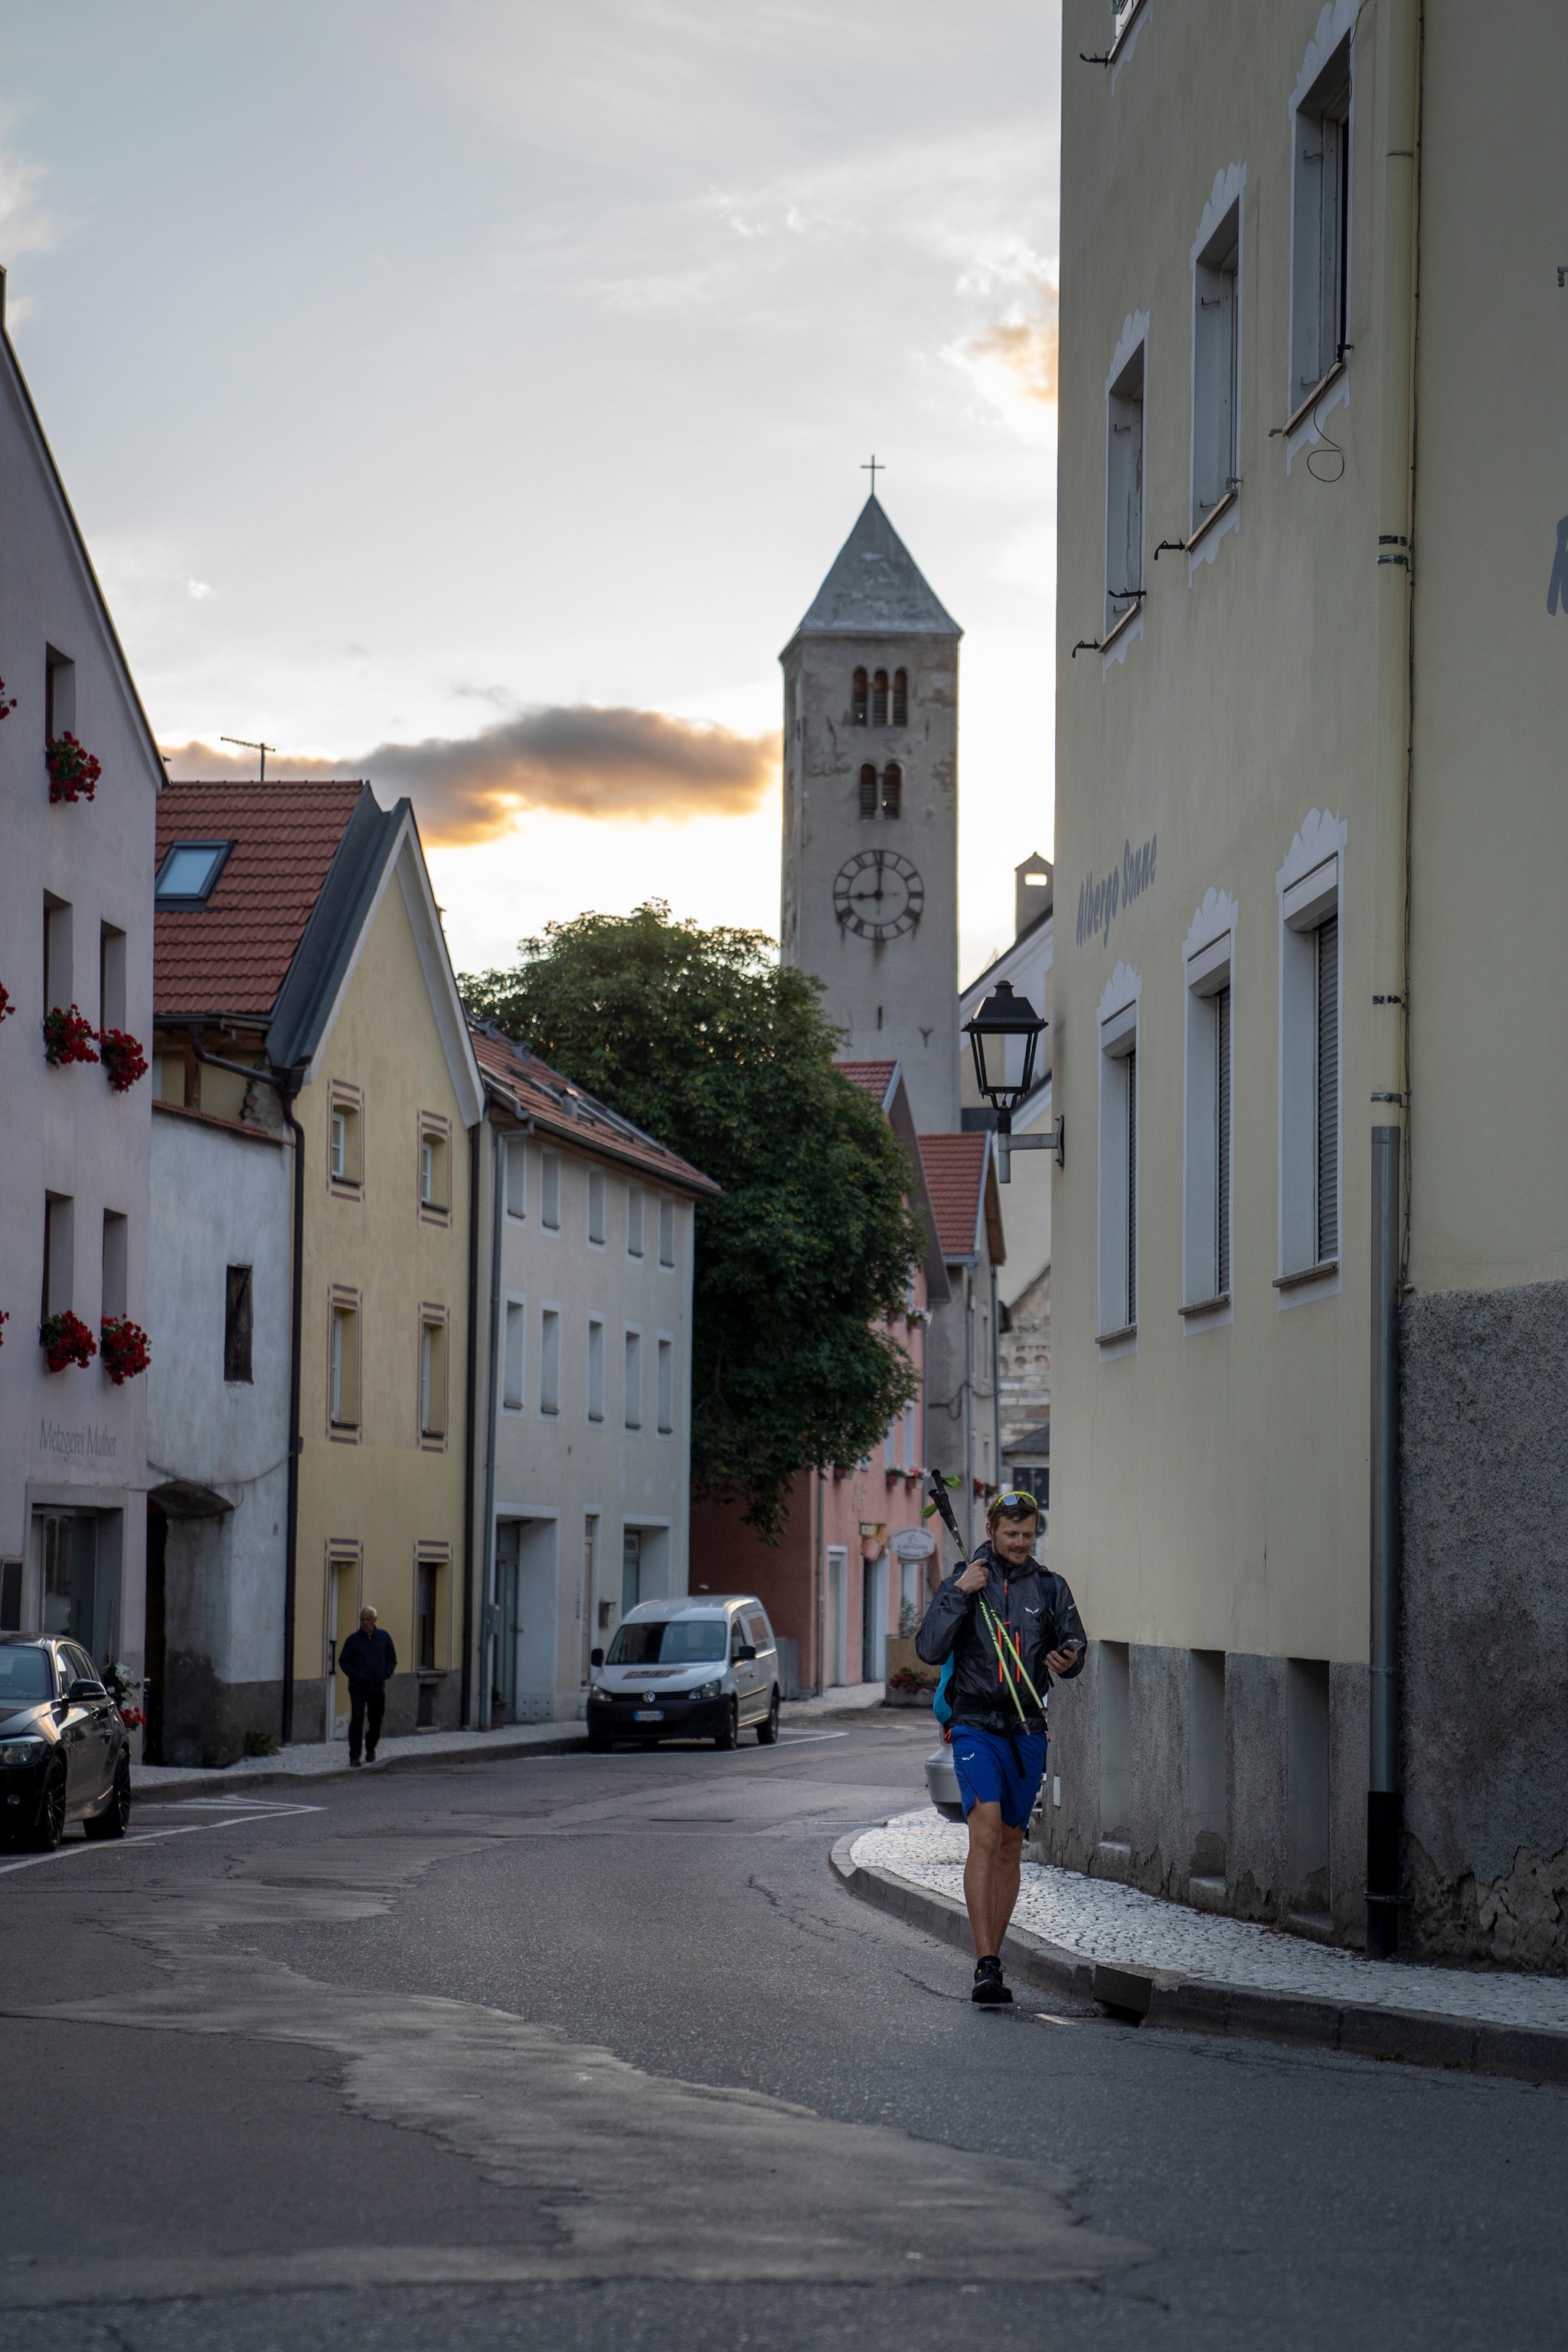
[950,1724,1048,1830]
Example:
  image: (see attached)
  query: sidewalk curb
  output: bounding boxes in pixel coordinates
[132,1729,589,1801]
[828,1831,1568,2088]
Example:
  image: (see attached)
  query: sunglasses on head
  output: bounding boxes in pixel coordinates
[991,1490,1040,1515]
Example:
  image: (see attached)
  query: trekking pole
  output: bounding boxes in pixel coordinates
[927,1470,1036,1726]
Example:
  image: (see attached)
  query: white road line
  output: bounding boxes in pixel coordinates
[0,1803,321,1877]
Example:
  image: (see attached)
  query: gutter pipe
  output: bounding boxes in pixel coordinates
[1366,0,1421,1958]
[477,1111,514,1726]
[184,1027,306,1747]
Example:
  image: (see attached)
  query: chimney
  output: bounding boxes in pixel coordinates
[1014,853,1053,939]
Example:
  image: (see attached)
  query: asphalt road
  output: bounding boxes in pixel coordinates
[1,1714,1563,2351]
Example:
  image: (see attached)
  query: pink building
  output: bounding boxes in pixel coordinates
[688,1060,951,1692]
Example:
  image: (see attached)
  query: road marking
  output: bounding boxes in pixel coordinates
[0,1802,321,1877]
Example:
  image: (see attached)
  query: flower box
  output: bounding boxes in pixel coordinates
[99,1027,148,1093]
[100,1316,151,1385]
[46,733,102,804]
[41,1311,96,1372]
[43,1004,99,1067]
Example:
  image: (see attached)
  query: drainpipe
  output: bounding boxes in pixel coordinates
[477,1116,508,1726]
[185,1028,306,1746]
[816,1465,827,1695]
[459,1121,481,1726]
[1367,0,1420,1958]
[991,1263,1002,1495]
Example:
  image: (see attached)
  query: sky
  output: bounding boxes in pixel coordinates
[2,1,1061,989]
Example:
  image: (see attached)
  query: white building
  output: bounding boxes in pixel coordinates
[0,273,163,1684]
[469,1024,721,1724]
[145,1100,291,1764]
[959,854,1055,1458]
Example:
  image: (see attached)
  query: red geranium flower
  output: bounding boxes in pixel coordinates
[42,1004,100,1067]
[99,1027,149,1093]
[100,1316,152,1385]
[41,1311,97,1373]
[46,733,102,804]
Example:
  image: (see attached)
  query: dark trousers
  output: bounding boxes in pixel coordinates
[348,1681,385,1761]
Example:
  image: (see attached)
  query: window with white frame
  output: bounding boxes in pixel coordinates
[1182,912,1236,1312]
[502,1299,525,1411]
[587,1165,606,1246]
[504,1135,527,1219]
[541,1151,560,1231]
[626,1184,645,1259]
[1106,338,1145,635]
[1290,34,1352,414]
[1277,830,1343,1282]
[1192,202,1241,533]
[587,1316,605,1422]
[1097,975,1141,1339]
[884,1416,899,1471]
[658,1196,675,1267]
[539,1307,561,1414]
[624,1328,642,1429]
[656,1336,674,1435]
[903,1401,917,1472]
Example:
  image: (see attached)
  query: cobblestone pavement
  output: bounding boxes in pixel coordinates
[853,1808,1568,2033]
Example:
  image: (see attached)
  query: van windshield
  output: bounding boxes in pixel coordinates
[607,1619,728,1666]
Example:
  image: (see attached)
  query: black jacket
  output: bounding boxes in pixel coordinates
[338,1627,397,1688]
[915,1541,1086,1736]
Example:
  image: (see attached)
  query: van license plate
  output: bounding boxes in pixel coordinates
[634,1708,664,1722]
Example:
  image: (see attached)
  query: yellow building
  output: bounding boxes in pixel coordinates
[151,782,482,1753]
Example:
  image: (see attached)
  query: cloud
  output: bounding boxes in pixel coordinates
[160,706,782,845]
[946,270,1058,446]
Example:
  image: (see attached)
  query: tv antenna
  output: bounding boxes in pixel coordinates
[221,735,276,780]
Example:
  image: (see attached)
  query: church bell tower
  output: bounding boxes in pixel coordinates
[779,494,962,1135]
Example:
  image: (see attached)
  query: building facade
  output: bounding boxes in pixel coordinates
[0,278,162,1696]
[150,782,482,1753]
[468,1024,720,1726]
[1048,0,1568,1965]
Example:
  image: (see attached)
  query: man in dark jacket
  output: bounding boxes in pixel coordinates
[916,1489,1086,2004]
[338,1606,397,1766]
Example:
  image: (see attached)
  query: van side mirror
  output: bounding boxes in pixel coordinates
[590,1648,605,1668]
[737,1643,757,1662]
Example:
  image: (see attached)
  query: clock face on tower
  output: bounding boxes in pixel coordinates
[833,849,925,941]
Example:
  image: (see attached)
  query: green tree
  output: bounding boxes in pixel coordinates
[462,903,924,1537]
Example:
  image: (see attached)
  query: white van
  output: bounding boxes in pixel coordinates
[586,1594,780,1751]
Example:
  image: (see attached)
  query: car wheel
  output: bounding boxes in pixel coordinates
[756,1690,779,1745]
[83,1756,131,1841]
[22,1766,66,1853]
[715,1700,739,1750]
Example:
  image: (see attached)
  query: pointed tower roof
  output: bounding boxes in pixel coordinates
[786,495,961,647]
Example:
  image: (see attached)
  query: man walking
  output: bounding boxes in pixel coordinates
[916,1490,1086,2004]
[338,1605,397,1767]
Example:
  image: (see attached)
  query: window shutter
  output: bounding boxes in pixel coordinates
[1125,1047,1138,1326]
[1215,985,1232,1296]
[1315,916,1339,1259]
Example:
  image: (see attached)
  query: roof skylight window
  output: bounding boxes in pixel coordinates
[155,841,233,906]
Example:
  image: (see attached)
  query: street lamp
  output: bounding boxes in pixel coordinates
[961,979,1062,1182]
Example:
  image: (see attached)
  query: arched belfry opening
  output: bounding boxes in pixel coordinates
[858,764,878,818]
[893,668,908,727]
[872,668,889,727]
[851,668,868,725]
[881,764,902,818]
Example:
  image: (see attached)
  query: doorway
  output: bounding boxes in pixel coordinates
[861,1552,887,1685]
[825,1547,848,1687]
[34,1511,117,1668]
[144,1502,168,1765]
[327,1555,359,1739]
[621,1527,642,1617]
[495,1518,559,1723]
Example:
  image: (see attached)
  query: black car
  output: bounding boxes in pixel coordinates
[0,1635,132,1851]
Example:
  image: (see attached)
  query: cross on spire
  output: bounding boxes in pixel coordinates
[861,453,885,497]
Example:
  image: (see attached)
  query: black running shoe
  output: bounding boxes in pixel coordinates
[972,1956,1013,2006]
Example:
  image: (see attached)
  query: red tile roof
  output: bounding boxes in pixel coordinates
[155,781,368,1020]
[918,1132,991,1262]
[471,1026,721,1200]
[835,1058,898,1106]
